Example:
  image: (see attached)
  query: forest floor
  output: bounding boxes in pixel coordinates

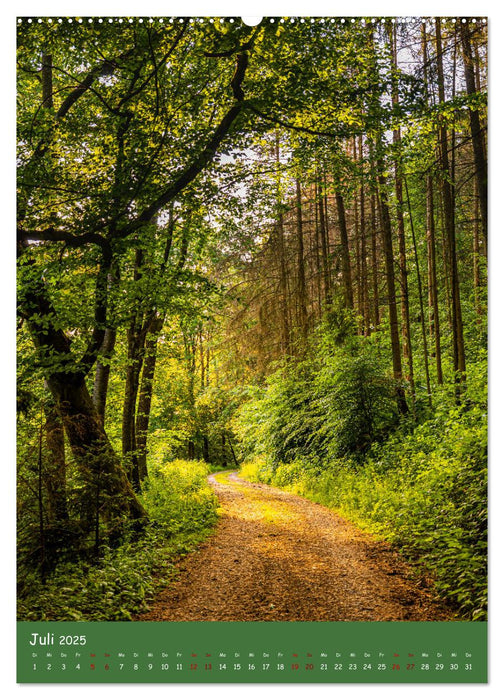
[138,471,452,621]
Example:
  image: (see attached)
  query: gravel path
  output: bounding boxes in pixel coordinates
[139,471,451,621]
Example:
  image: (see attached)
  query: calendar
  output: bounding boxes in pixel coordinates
[17,622,487,683]
[15,8,488,689]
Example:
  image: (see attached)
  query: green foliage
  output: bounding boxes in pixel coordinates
[140,459,219,534]
[144,331,242,465]
[239,373,487,620]
[316,341,399,458]
[17,459,218,621]
[235,330,399,463]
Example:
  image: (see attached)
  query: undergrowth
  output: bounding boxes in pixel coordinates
[240,401,487,621]
[17,459,219,621]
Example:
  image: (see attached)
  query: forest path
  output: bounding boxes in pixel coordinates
[139,471,451,621]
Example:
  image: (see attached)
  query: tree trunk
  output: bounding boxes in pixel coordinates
[221,433,228,467]
[376,167,408,415]
[275,134,291,354]
[473,180,483,324]
[335,190,354,310]
[359,136,370,335]
[317,177,331,306]
[426,175,444,384]
[436,19,466,390]
[122,250,150,489]
[19,262,147,535]
[93,327,117,426]
[42,54,53,108]
[49,374,147,529]
[136,314,164,480]
[92,265,119,425]
[37,412,47,580]
[227,435,239,467]
[295,179,308,342]
[422,22,443,385]
[460,19,487,248]
[370,193,380,329]
[184,329,197,461]
[276,213,291,354]
[404,180,433,407]
[43,392,68,523]
[352,140,363,330]
[313,184,323,318]
[202,436,210,463]
[395,154,415,390]
[389,24,414,395]
[122,324,143,489]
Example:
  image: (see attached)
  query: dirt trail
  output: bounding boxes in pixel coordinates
[139,471,451,621]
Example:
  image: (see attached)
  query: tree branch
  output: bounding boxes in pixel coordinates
[56,49,134,119]
[17,227,112,257]
[117,51,251,237]
[119,21,189,109]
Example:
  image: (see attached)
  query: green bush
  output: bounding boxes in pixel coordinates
[235,335,399,464]
[315,345,399,458]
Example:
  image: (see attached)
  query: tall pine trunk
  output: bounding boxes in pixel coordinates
[389,24,414,396]
[376,166,408,415]
[435,19,466,391]
[275,134,291,353]
[295,179,308,342]
[460,19,487,248]
[404,180,433,407]
[313,184,323,318]
[335,189,354,310]
[473,180,483,324]
[359,136,370,335]
[352,139,363,330]
[370,193,380,329]
[426,175,444,384]
[422,20,443,385]
[317,177,331,306]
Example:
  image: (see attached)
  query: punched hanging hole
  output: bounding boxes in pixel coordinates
[241,17,263,26]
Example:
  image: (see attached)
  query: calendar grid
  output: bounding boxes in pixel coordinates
[17,621,487,683]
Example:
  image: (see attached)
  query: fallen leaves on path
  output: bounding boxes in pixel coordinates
[138,472,451,622]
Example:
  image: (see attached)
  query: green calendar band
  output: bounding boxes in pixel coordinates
[17,621,487,683]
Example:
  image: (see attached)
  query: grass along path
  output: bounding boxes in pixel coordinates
[138,471,452,621]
